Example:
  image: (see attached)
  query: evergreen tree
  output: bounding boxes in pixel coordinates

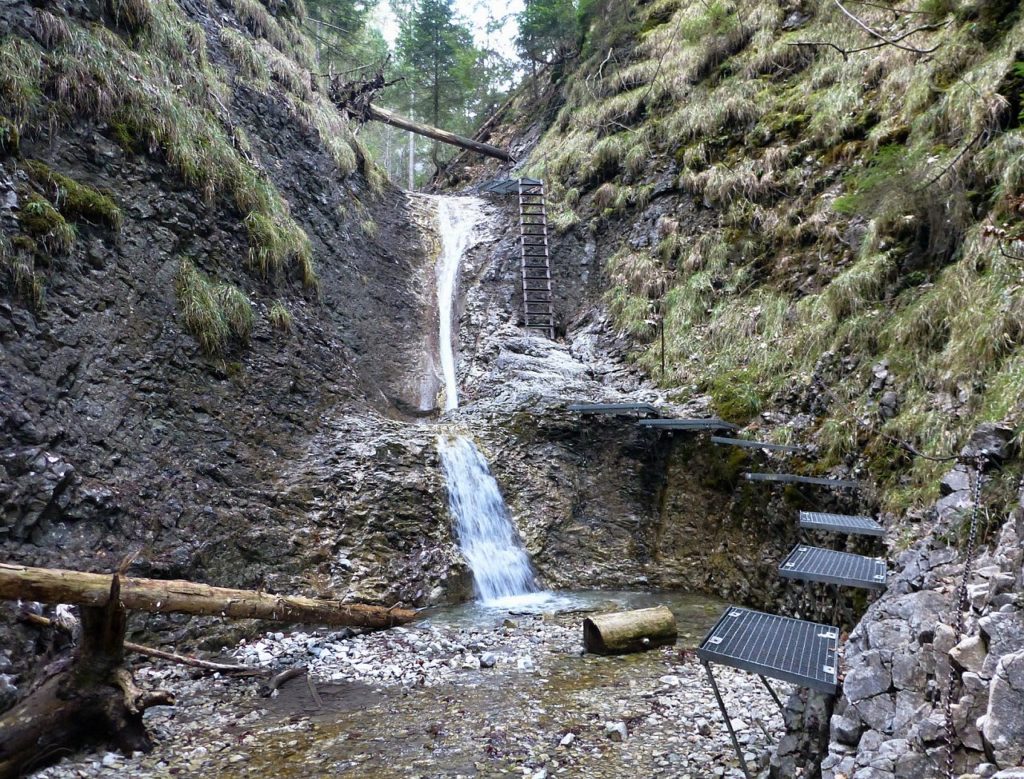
[515,0,578,68]
[394,0,476,170]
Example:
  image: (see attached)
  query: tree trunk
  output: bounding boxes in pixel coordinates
[367,104,512,162]
[0,563,416,628]
[582,606,678,655]
[0,577,174,779]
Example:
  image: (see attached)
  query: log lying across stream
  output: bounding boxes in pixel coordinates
[0,563,416,627]
[0,563,416,777]
[583,605,678,655]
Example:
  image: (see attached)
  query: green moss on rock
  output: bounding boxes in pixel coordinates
[25,160,123,230]
[20,193,75,254]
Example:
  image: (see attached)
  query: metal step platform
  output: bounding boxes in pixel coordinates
[638,418,740,431]
[799,510,884,537]
[743,472,859,489]
[568,402,658,415]
[697,606,841,778]
[779,545,887,590]
[697,606,840,693]
[710,436,803,453]
[482,177,540,195]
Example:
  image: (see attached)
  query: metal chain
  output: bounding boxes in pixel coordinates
[944,455,985,779]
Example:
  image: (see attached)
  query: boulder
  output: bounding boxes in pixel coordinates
[960,423,1016,465]
[845,651,893,702]
[951,635,989,675]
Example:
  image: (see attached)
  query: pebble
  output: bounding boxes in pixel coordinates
[606,721,628,742]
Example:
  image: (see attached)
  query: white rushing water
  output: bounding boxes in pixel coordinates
[432,196,538,604]
[435,197,483,412]
[438,436,538,604]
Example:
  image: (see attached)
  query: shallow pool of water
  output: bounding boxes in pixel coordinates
[421,589,727,646]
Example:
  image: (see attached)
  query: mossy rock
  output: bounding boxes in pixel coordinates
[708,368,762,424]
[24,160,123,230]
[19,193,75,254]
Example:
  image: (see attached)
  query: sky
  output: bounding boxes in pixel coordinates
[373,0,525,59]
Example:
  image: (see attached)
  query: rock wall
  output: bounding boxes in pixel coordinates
[820,427,1024,779]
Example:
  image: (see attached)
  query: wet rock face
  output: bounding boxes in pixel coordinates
[821,456,1024,779]
[1,0,437,666]
[444,226,858,610]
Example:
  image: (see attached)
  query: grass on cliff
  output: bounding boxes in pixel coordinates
[531,0,1024,511]
[0,234,45,309]
[0,0,364,290]
[175,258,255,355]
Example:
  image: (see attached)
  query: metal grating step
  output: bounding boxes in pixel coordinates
[638,418,740,431]
[743,472,859,489]
[710,436,803,453]
[779,545,887,590]
[569,402,659,415]
[697,606,840,694]
[799,511,884,537]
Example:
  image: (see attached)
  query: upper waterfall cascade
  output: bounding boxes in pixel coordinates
[435,197,484,412]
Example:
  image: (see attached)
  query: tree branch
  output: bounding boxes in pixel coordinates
[918,129,985,189]
[833,0,945,54]
[21,612,264,676]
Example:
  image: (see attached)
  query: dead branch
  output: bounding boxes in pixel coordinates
[0,562,417,628]
[22,610,264,676]
[999,242,1024,262]
[918,129,986,189]
[833,0,945,54]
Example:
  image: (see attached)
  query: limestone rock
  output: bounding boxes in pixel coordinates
[980,650,1024,767]
[605,721,627,742]
[951,635,988,675]
[832,714,862,746]
[960,423,1016,464]
[844,651,892,702]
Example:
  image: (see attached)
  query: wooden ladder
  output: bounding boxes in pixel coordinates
[518,178,554,339]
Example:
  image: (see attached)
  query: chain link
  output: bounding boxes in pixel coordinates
[944,455,985,779]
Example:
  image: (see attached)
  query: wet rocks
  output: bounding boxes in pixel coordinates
[31,611,786,779]
[0,448,78,543]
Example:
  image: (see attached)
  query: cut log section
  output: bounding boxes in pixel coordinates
[583,605,678,655]
[0,563,416,628]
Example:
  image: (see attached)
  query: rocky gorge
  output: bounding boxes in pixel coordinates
[2,0,1024,776]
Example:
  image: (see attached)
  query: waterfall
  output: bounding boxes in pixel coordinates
[435,197,483,412]
[439,436,538,603]
[432,196,538,604]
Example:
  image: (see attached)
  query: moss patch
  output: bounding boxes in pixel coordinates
[25,160,123,230]
[19,193,75,254]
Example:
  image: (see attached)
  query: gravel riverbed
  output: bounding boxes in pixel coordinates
[32,600,789,778]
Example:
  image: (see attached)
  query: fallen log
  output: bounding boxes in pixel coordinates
[583,605,678,655]
[365,104,513,162]
[0,563,416,628]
